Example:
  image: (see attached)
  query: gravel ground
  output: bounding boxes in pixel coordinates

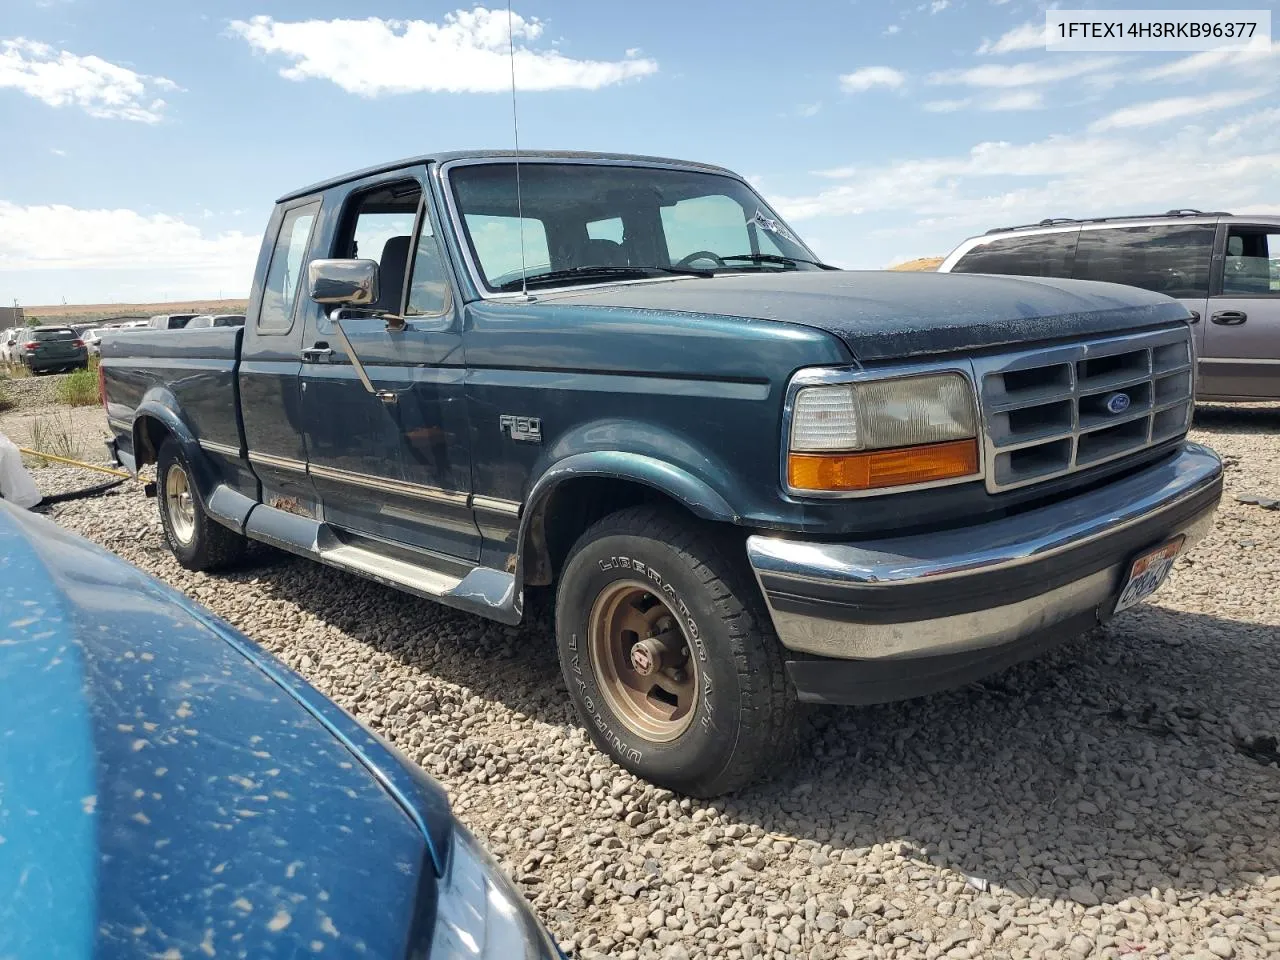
[1,369,73,409]
[13,403,1280,960]
[0,372,111,465]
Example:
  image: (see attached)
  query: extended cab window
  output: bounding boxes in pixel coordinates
[951,232,1076,278]
[1222,228,1280,296]
[1072,225,1214,298]
[259,202,319,333]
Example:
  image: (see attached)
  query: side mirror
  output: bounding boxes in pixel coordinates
[308,258,379,306]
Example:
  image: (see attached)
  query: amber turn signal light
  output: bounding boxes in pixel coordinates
[787,438,980,492]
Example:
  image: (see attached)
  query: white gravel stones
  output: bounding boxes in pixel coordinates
[13,401,1280,960]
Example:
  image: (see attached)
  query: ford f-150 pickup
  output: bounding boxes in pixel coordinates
[101,151,1224,796]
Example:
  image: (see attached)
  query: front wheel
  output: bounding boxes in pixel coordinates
[156,438,246,571]
[555,506,796,797]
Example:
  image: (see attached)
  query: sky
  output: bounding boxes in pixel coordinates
[1,0,1277,305]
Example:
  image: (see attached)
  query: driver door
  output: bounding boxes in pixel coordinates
[298,168,480,561]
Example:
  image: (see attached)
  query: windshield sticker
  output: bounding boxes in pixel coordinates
[749,209,795,243]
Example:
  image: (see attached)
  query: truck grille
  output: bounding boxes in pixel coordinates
[974,326,1194,494]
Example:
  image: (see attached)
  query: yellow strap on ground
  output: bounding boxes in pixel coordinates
[18,448,132,479]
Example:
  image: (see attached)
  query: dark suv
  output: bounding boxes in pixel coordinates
[940,212,1280,401]
[15,326,89,374]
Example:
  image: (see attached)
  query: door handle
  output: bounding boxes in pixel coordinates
[1187,310,1200,324]
[1210,310,1247,326]
[301,344,334,361]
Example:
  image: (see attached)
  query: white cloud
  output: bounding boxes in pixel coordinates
[929,56,1120,89]
[49,147,66,156]
[0,202,259,301]
[796,101,822,118]
[839,66,906,93]
[930,0,949,12]
[1090,89,1264,132]
[768,108,1280,248]
[884,25,901,36]
[229,8,657,95]
[0,39,175,122]
[1141,43,1275,82]
[988,89,1043,111]
[923,98,971,113]
[977,22,1046,55]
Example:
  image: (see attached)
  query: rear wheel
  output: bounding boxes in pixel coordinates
[156,438,246,571]
[555,506,796,797]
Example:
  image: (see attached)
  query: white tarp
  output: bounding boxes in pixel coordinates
[0,432,42,509]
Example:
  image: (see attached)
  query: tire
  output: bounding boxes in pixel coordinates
[555,505,796,797]
[156,437,246,571]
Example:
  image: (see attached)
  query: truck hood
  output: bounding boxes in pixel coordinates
[540,270,1192,361]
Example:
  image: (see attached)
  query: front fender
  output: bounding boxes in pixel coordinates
[525,450,739,529]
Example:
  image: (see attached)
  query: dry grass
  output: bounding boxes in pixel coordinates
[888,257,944,272]
[27,412,87,464]
[26,299,248,325]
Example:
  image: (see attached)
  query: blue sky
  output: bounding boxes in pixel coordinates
[1,0,1277,305]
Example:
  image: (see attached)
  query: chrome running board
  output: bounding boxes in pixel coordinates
[242,502,521,624]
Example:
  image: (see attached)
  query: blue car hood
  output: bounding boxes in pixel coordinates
[541,270,1193,361]
[0,504,443,960]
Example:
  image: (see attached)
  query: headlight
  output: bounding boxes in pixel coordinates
[787,372,980,493]
[430,824,562,959]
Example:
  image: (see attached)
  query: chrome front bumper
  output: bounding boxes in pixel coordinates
[748,443,1223,665]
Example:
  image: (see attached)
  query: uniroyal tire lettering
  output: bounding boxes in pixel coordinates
[574,633,642,761]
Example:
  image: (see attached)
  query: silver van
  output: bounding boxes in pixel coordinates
[940,212,1280,401]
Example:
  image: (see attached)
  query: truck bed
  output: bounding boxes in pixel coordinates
[100,326,244,462]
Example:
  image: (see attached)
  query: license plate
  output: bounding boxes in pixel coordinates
[1114,536,1185,614]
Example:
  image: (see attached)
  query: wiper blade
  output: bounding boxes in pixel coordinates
[495,265,708,292]
[720,253,839,270]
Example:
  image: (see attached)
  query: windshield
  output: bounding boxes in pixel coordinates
[33,329,75,341]
[448,162,821,292]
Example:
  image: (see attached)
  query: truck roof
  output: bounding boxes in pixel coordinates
[277,150,739,203]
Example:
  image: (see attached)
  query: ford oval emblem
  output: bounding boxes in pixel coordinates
[1104,391,1131,415]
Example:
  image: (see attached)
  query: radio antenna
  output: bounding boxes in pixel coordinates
[506,0,528,298]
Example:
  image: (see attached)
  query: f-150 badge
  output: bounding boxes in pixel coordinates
[500,415,542,443]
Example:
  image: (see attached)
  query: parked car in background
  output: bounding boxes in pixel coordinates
[939,211,1280,401]
[82,327,110,356]
[0,500,564,960]
[101,150,1222,795]
[185,313,247,329]
[148,313,199,330]
[13,325,88,374]
[0,326,23,364]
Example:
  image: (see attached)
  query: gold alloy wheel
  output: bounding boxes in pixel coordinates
[587,579,699,742]
[165,462,196,545]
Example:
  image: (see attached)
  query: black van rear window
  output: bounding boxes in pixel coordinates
[951,232,1077,279]
[1072,225,1214,299]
